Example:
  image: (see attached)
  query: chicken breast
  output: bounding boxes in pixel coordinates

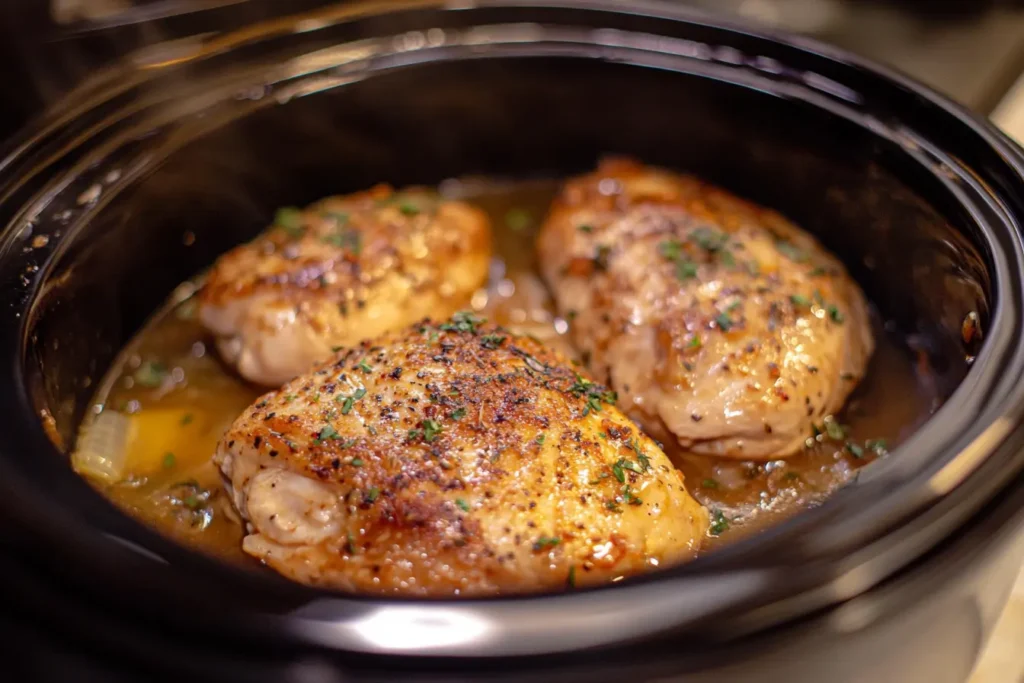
[214,313,708,596]
[537,159,873,459]
[199,185,491,386]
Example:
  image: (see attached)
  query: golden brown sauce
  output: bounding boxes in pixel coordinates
[76,178,936,566]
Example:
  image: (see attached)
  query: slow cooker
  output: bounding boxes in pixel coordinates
[2,2,1024,681]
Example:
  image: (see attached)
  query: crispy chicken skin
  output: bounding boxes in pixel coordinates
[199,186,491,387]
[537,159,874,459]
[214,314,708,596]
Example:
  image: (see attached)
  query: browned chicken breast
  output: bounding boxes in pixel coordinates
[199,186,491,386]
[214,313,708,596]
[537,159,873,459]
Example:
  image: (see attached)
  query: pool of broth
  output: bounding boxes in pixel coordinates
[79,177,938,564]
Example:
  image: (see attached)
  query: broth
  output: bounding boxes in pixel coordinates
[75,178,937,566]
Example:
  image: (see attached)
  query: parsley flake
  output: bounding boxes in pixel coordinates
[422,419,443,442]
[133,361,168,388]
[313,425,341,445]
[709,509,730,535]
[274,207,304,237]
[533,536,561,551]
[440,311,486,334]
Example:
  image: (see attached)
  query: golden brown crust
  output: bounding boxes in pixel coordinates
[537,159,874,459]
[215,313,708,596]
[198,186,492,386]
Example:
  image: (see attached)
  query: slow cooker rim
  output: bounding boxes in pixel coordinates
[0,0,1023,658]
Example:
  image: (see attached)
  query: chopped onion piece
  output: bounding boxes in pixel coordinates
[72,411,132,482]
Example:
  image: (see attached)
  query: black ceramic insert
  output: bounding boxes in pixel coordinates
[0,3,1023,682]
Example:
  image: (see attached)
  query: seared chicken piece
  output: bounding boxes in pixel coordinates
[199,186,491,386]
[214,313,708,596]
[537,159,873,459]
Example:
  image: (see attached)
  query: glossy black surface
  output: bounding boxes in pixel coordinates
[1,2,1023,681]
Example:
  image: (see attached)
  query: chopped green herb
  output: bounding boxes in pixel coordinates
[365,487,380,503]
[866,439,889,456]
[504,208,531,232]
[407,428,423,441]
[346,531,357,554]
[133,361,168,388]
[584,395,604,415]
[775,239,808,263]
[637,452,652,472]
[180,413,194,426]
[314,425,341,445]
[450,407,467,421]
[357,359,373,373]
[605,500,622,513]
[481,334,507,350]
[533,536,561,551]
[322,230,362,255]
[719,249,736,267]
[809,266,827,276]
[675,260,698,280]
[828,305,845,324]
[701,478,719,490]
[567,565,576,588]
[618,458,644,475]
[658,239,684,261]
[398,201,420,216]
[162,452,176,469]
[440,311,486,334]
[338,387,367,415]
[274,207,304,237]
[846,442,865,458]
[790,294,811,308]
[422,418,443,442]
[535,434,546,446]
[658,239,699,281]
[690,227,728,252]
[715,312,735,331]
[612,460,626,483]
[577,224,594,234]
[569,374,617,409]
[824,418,846,441]
[709,509,730,536]
[593,244,612,271]
[687,335,702,351]
[456,498,471,512]
[622,485,643,506]
[350,457,364,467]
[284,394,297,403]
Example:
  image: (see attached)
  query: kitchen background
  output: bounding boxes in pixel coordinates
[0,1,1021,681]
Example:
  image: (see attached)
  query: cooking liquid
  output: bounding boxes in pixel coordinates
[78,178,937,564]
